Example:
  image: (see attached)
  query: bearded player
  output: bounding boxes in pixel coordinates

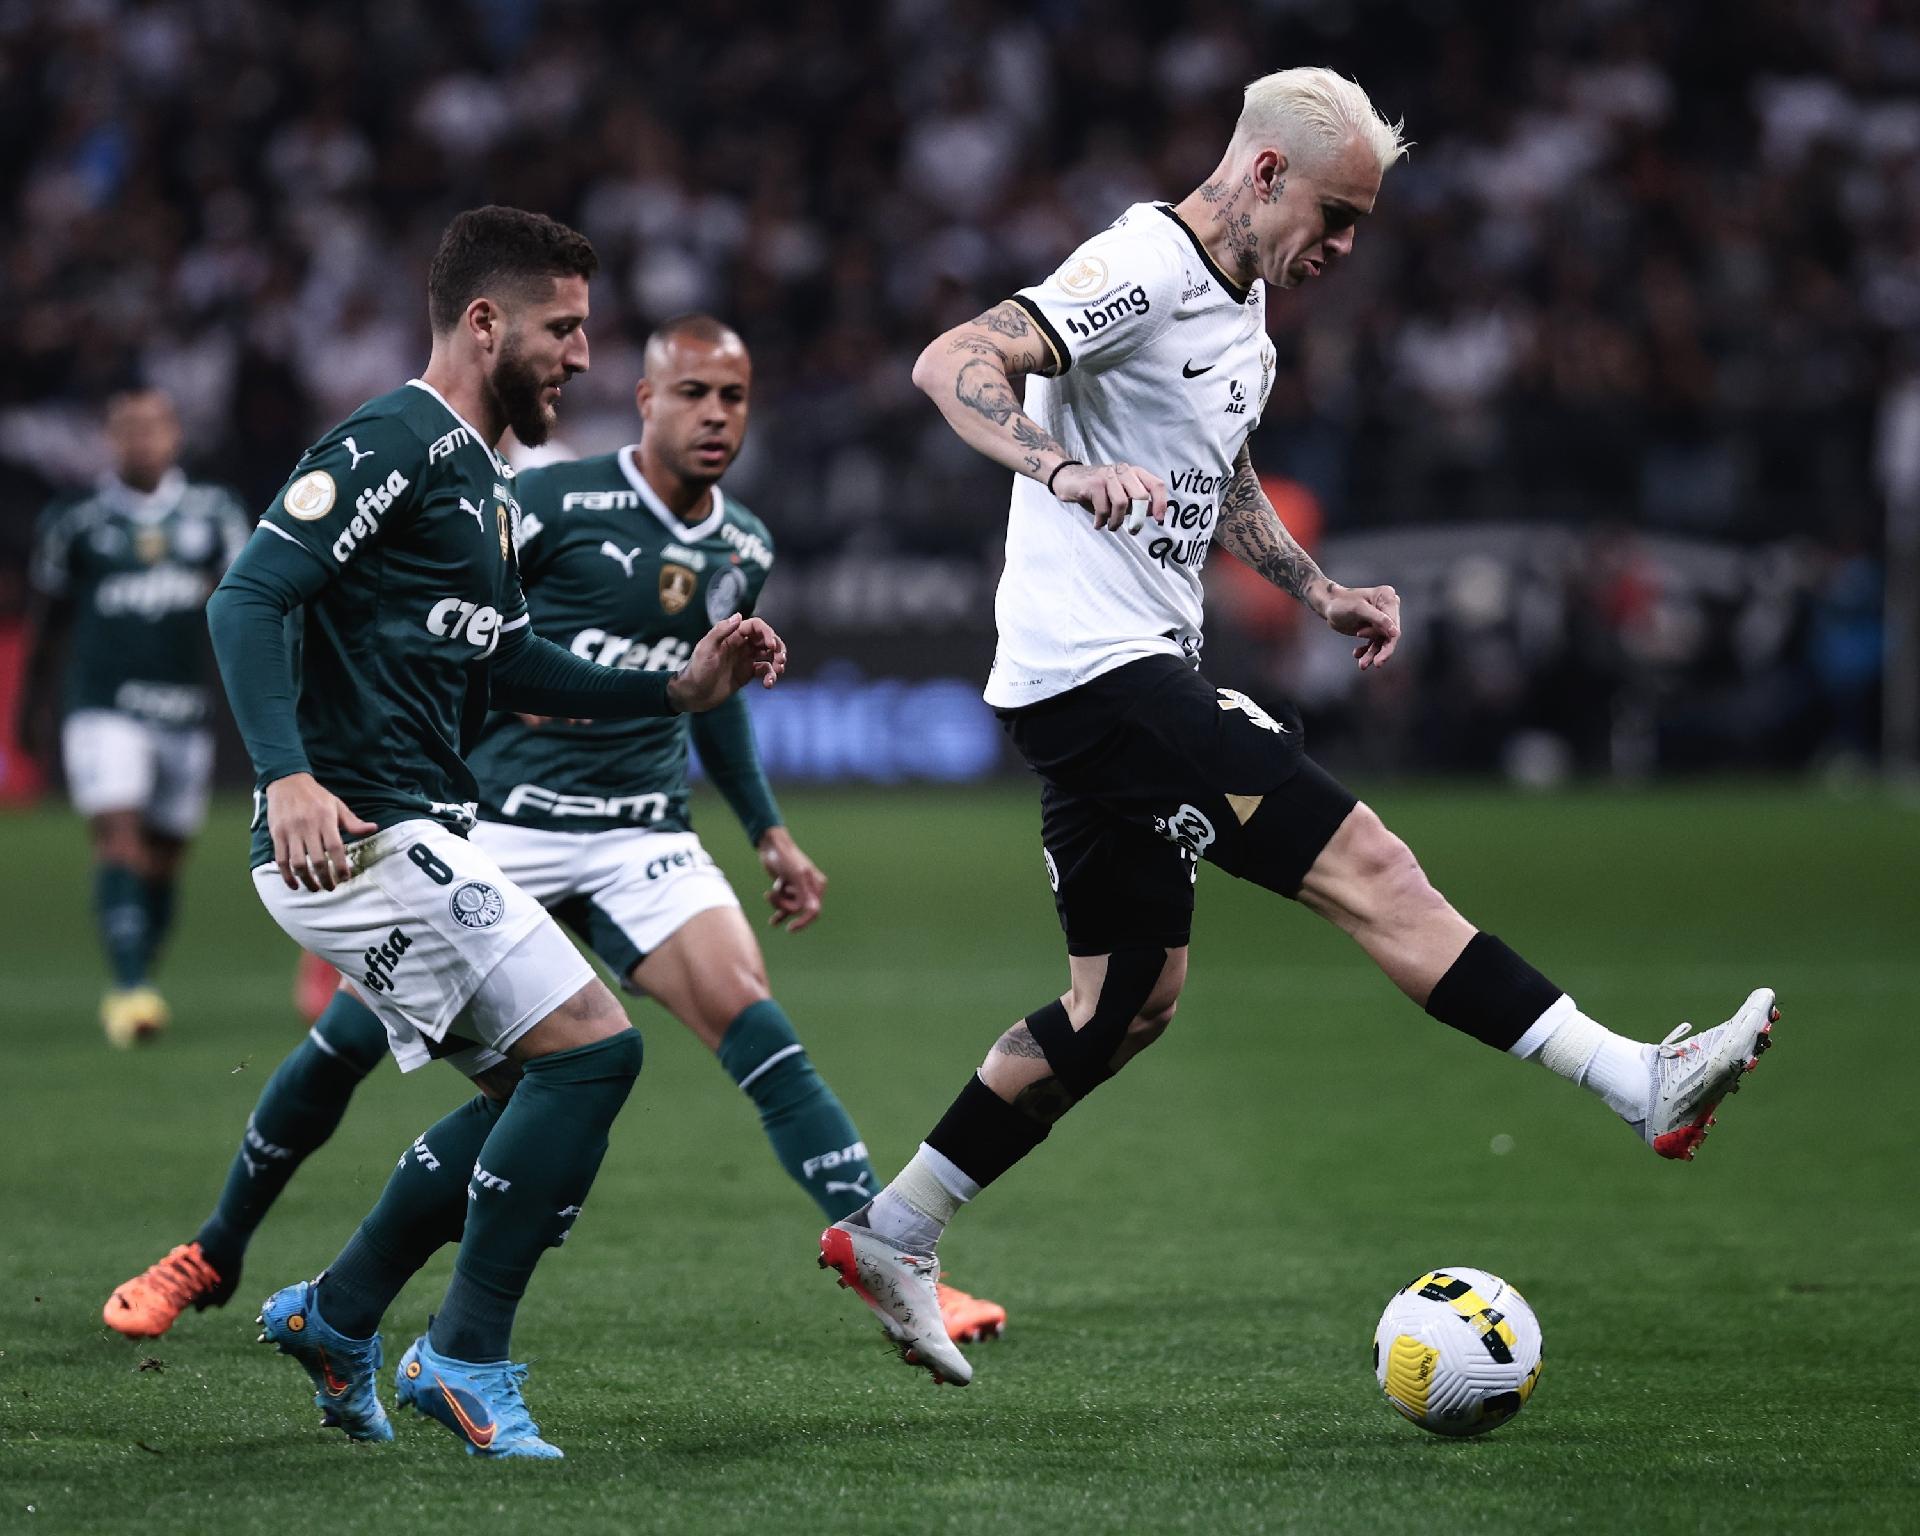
[17,389,250,1045]
[103,315,1004,1352]
[818,68,1779,1386]
[203,206,784,1457]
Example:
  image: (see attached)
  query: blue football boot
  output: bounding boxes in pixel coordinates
[395,1334,563,1459]
[257,1279,393,1442]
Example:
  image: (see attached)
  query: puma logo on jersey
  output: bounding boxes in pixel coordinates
[600,541,643,577]
[342,436,375,470]
[458,496,486,530]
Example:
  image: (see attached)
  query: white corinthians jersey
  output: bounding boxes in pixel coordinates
[985,201,1276,709]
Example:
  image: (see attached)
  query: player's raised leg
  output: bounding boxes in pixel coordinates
[1291,801,1777,1161]
[103,985,388,1338]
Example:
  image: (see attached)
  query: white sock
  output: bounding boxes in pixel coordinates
[1510,994,1653,1120]
[865,1144,976,1254]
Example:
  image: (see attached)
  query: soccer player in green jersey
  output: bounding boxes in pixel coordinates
[103,316,1006,1356]
[203,206,785,1459]
[17,389,250,1046]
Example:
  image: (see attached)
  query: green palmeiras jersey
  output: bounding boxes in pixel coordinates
[30,471,249,726]
[469,447,775,837]
[244,380,531,864]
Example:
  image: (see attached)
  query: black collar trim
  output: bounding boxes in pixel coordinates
[1157,204,1251,305]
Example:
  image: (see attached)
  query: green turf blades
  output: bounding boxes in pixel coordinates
[0,785,1912,1533]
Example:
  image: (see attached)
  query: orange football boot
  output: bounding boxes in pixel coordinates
[103,1242,226,1338]
[938,1279,1007,1343]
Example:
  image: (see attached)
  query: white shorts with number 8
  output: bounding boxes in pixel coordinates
[252,819,593,1076]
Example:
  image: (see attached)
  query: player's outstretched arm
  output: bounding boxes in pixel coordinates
[1216,443,1401,670]
[910,304,1170,531]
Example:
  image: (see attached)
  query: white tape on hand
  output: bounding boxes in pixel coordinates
[1124,498,1149,534]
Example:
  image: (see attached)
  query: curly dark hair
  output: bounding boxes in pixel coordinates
[426,206,598,333]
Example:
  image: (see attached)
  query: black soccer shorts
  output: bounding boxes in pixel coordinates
[999,654,1358,956]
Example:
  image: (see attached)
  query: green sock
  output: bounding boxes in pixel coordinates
[429,1029,643,1363]
[94,863,149,988]
[142,876,177,971]
[194,991,388,1279]
[717,999,876,1221]
[316,1093,505,1339]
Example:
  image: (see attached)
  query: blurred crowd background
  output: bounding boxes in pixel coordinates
[4,0,1916,787]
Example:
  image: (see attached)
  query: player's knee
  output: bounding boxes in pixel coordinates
[1034,947,1171,1099]
[1332,806,1439,927]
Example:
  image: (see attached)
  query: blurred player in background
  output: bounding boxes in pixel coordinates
[104,314,1004,1355]
[16,389,249,1046]
[201,206,782,1459]
[819,67,1779,1387]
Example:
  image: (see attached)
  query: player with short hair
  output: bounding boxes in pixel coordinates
[17,389,249,1045]
[203,205,785,1458]
[102,315,1004,1350]
[819,67,1778,1386]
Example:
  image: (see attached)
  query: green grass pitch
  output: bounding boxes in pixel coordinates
[1,783,1915,1533]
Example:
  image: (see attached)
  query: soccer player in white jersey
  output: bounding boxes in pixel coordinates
[819,67,1779,1386]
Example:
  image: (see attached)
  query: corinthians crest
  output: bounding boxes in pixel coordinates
[659,562,696,615]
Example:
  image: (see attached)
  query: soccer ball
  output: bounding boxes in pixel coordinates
[1373,1267,1543,1437]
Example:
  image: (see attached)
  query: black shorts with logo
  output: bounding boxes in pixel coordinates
[999,655,1358,956]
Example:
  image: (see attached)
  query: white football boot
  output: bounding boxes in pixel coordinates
[1634,986,1779,1160]
[819,1215,973,1386]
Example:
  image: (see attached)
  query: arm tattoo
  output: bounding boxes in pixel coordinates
[957,360,1070,473]
[956,359,1018,425]
[992,1022,1048,1059]
[971,304,1032,340]
[1214,446,1326,606]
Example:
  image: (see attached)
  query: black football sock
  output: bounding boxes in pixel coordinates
[1422,932,1562,1050]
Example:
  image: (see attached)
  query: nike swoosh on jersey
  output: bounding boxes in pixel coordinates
[1181,360,1213,377]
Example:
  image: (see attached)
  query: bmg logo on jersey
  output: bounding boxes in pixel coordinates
[426,597,507,656]
[1064,284,1151,340]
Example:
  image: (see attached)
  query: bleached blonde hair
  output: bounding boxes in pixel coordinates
[1230,67,1408,174]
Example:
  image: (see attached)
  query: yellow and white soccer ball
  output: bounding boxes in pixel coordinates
[1373,1266,1543,1436]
